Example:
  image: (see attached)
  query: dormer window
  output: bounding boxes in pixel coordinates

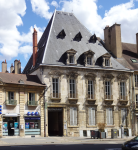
[57,29,66,39]
[87,56,92,65]
[84,50,95,66]
[102,53,112,67]
[69,55,74,64]
[89,34,97,43]
[74,32,82,42]
[66,49,77,65]
[105,58,110,66]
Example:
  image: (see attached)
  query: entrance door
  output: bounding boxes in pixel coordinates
[48,108,63,136]
[8,120,14,136]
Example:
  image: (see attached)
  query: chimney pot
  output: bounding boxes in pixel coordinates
[33,28,38,66]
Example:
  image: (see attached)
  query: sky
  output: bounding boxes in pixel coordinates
[0,0,138,72]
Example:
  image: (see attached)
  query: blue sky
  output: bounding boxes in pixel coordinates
[0,0,138,73]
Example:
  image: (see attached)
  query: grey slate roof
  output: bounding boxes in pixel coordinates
[23,10,129,74]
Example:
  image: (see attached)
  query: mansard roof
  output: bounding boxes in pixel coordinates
[23,10,129,74]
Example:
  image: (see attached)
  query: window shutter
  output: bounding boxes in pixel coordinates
[70,107,73,125]
[89,107,92,125]
[92,107,95,125]
[106,108,109,125]
[74,107,77,125]
[110,108,113,125]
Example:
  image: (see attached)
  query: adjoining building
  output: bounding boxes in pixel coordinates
[23,10,133,137]
[0,62,45,137]
[103,24,138,136]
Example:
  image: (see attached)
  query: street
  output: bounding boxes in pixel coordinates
[0,144,122,150]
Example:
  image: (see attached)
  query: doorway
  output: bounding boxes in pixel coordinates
[8,120,14,136]
[48,107,63,136]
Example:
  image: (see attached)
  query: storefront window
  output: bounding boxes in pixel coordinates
[25,117,40,135]
[3,117,19,136]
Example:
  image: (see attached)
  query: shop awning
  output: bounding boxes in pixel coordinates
[2,113,20,117]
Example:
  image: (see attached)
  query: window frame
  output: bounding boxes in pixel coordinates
[88,80,94,99]
[8,91,14,100]
[105,58,110,66]
[29,93,35,102]
[69,79,76,98]
[120,82,126,100]
[70,107,77,126]
[121,108,127,126]
[88,107,96,126]
[135,74,138,87]
[105,81,111,99]
[52,78,59,98]
[87,56,92,65]
[106,108,113,125]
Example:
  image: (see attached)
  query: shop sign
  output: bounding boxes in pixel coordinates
[25,117,40,120]
[48,108,62,112]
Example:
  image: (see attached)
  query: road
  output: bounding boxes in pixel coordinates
[0,143,122,150]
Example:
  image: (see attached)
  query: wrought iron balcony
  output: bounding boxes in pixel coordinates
[68,93,78,104]
[86,94,96,104]
[6,100,17,106]
[27,101,38,106]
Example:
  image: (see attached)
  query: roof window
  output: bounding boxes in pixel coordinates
[74,32,82,42]
[89,34,97,43]
[131,59,138,63]
[57,29,66,39]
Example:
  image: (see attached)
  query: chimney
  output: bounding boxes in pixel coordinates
[136,33,138,54]
[2,60,7,73]
[17,60,21,74]
[14,59,18,74]
[104,23,122,58]
[33,28,37,66]
[10,63,14,73]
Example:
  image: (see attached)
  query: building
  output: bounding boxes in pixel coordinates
[104,24,138,135]
[0,61,45,137]
[22,10,133,138]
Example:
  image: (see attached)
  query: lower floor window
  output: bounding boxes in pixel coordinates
[70,107,77,126]
[25,117,40,135]
[106,108,113,125]
[121,108,127,126]
[88,107,95,125]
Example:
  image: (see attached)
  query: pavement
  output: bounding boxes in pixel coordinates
[0,136,135,146]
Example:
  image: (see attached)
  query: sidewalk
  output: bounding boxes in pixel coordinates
[0,136,134,146]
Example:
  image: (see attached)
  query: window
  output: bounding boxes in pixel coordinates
[105,59,110,66]
[121,108,127,126]
[29,93,35,105]
[105,81,111,99]
[88,80,94,99]
[70,107,77,126]
[70,79,76,98]
[69,55,74,64]
[131,59,138,63]
[106,108,113,125]
[88,107,95,125]
[8,92,14,100]
[135,75,138,87]
[136,94,138,104]
[52,78,59,98]
[120,82,125,100]
[87,57,92,65]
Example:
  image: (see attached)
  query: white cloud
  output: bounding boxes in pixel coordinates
[61,0,138,43]
[0,0,44,62]
[51,1,59,8]
[31,0,52,19]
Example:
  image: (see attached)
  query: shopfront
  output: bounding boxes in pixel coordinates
[25,117,41,135]
[3,116,19,136]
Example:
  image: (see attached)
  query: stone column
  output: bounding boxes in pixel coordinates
[19,91,25,137]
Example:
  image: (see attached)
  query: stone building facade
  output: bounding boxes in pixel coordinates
[23,10,133,137]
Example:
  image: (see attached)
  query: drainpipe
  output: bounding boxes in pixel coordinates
[132,72,136,136]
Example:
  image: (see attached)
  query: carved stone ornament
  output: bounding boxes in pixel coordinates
[85,73,96,80]
[0,77,3,84]
[84,50,95,56]
[102,53,111,58]
[119,100,128,106]
[104,100,113,106]
[48,70,63,76]
[102,73,114,80]
[66,71,79,78]
[66,49,77,54]
[117,74,128,81]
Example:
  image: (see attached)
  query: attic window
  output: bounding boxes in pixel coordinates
[57,29,66,39]
[89,34,97,43]
[18,79,24,84]
[131,59,138,63]
[74,32,82,42]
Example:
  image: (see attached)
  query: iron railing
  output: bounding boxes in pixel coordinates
[6,100,17,105]
[104,95,113,100]
[28,101,38,106]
